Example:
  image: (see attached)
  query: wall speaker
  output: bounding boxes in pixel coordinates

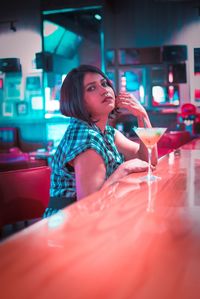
[162,45,187,63]
[35,52,53,72]
[0,58,21,73]
[194,48,200,73]
[168,63,187,83]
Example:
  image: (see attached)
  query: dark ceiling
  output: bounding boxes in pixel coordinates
[44,8,102,43]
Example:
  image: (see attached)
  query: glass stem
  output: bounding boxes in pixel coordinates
[147,147,152,180]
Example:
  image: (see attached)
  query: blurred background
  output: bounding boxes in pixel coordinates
[0,0,200,151]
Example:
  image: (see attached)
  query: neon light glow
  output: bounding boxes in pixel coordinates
[152,86,166,104]
[168,85,174,101]
[43,22,59,37]
[43,20,82,57]
[195,89,200,100]
[45,100,60,112]
[121,75,126,92]
[45,87,51,101]
[100,30,105,72]
[139,85,145,102]
[62,74,66,83]
[94,14,101,20]
[0,78,3,89]
[47,123,69,147]
[168,71,173,83]
[152,85,180,106]
[31,96,43,110]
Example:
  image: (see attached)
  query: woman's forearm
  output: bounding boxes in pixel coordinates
[102,164,126,189]
[101,158,151,190]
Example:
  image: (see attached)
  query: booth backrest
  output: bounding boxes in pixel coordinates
[157,131,192,157]
[0,166,51,228]
[165,131,191,149]
[0,151,47,172]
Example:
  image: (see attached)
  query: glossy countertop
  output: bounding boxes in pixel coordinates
[1,138,200,299]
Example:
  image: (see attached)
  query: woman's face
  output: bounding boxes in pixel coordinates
[83,72,115,119]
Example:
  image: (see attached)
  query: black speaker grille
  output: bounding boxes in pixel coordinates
[162,45,187,62]
[0,58,21,73]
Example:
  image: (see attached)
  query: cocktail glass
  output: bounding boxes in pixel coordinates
[134,127,167,182]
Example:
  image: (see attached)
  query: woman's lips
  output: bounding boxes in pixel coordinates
[102,94,114,103]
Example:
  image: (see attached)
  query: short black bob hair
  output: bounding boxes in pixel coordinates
[60,64,116,124]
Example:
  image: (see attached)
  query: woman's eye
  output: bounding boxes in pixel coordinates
[87,85,95,92]
[102,81,108,87]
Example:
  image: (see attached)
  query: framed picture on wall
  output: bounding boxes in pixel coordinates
[105,49,116,67]
[118,67,146,105]
[16,102,28,115]
[194,48,200,74]
[26,75,41,90]
[2,102,14,117]
[5,76,23,100]
[118,48,140,65]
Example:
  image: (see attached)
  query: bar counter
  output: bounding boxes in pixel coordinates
[1,138,200,299]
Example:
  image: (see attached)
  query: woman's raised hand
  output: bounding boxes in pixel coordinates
[116,92,147,118]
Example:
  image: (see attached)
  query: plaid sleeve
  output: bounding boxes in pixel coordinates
[64,125,108,167]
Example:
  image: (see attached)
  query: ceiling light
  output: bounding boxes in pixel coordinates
[94,14,101,21]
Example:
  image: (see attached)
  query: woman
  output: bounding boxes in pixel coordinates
[43,64,157,217]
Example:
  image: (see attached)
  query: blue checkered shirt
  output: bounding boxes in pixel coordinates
[50,117,124,201]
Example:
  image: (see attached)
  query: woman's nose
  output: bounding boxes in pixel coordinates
[98,84,107,93]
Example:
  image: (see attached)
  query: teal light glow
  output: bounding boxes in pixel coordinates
[45,87,50,101]
[100,30,105,72]
[62,74,66,82]
[139,85,145,104]
[94,14,101,20]
[45,99,60,112]
[43,20,82,57]
[31,96,43,110]
[125,71,139,91]
[47,123,69,147]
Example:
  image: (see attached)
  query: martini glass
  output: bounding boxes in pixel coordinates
[134,127,167,182]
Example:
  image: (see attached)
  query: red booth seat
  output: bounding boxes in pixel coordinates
[157,131,192,157]
[162,131,191,148]
[130,131,192,157]
[0,150,47,171]
[130,131,192,158]
[0,166,51,230]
